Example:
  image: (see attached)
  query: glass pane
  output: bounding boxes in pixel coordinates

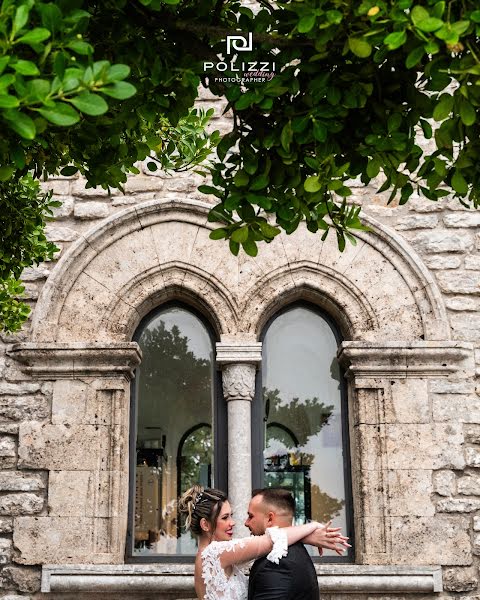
[262,306,348,557]
[133,307,214,555]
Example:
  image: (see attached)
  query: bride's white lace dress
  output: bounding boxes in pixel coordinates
[200,527,287,600]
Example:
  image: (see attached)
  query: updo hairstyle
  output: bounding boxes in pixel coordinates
[178,484,228,536]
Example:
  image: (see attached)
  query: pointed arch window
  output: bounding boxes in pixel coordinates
[253,303,354,561]
[127,304,225,559]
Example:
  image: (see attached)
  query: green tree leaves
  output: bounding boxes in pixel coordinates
[2,0,480,330]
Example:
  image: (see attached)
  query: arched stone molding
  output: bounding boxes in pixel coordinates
[240,214,450,342]
[31,199,239,342]
[101,262,238,341]
[241,261,378,340]
[30,197,449,344]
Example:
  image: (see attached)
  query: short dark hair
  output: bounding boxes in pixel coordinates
[252,487,295,516]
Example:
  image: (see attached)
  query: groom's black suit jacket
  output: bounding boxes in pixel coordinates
[247,542,319,600]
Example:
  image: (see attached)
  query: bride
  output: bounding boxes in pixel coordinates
[178,485,349,600]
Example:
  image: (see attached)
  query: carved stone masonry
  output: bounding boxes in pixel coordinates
[221,364,256,401]
[7,342,141,566]
[338,340,473,567]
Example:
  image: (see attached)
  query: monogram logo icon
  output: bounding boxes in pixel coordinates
[226,32,253,55]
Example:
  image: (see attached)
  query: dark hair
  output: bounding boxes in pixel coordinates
[252,487,295,516]
[178,485,228,536]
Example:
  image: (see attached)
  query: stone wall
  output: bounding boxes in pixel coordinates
[0,86,479,600]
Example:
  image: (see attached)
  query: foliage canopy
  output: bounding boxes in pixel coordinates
[1,0,480,330]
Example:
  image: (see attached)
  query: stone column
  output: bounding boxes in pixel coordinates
[216,342,262,537]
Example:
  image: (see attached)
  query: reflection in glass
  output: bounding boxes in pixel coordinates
[133,307,214,555]
[262,306,349,557]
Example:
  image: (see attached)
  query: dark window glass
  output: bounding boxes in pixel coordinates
[131,306,215,556]
[259,305,352,559]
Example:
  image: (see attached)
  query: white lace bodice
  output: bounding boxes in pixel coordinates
[200,527,288,600]
[201,539,248,600]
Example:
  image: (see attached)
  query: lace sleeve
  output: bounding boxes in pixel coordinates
[265,526,288,564]
[201,539,247,599]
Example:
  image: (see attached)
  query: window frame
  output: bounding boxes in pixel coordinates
[126,301,226,563]
[251,301,355,563]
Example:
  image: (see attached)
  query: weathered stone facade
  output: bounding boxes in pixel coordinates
[0,90,480,599]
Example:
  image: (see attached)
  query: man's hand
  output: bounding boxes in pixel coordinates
[302,521,351,556]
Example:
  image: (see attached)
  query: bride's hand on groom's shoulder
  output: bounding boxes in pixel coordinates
[302,521,351,555]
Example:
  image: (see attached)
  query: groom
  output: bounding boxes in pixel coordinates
[245,488,345,600]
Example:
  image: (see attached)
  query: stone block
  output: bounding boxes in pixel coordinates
[451,314,480,342]
[437,498,480,512]
[48,470,122,519]
[0,396,49,422]
[385,423,464,470]
[432,394,480,423]
[466,255,480,271]
[0,517,12,533]
[45,225,80,242]
[3,565,41,593]
[446,296,480,311]
[464,426,480,444]
[388,379,430,424]
[477,233,480,251]
[0,383,40,396]
[0,472,45,492]
[74,202,109,220]
[409,196,444,212]
[424,255,462,270]
[20,267,50,282]
[0,437,16,458]
[473,516,480,531]
[13,516,94,564]
[51,380,88,425]
[72,180,112,198]
[433,470,456,496]
[396,215,438,230]
[40,179,72,196]
[444,213,480,227]
[436,271,480,294]
[473,533,480,555]
[51,196,74,219]
[430,380,475,394]
[411,231,473,253]
[466,447,480,467]
[443,567,478,592]
[458,473,480,495]
[0,493,43,516]
[48,470,92,516]
[18,423,104,470]
[1,596,33,600]
[0,537,12,564]
[122,176,164,194]
[0,424,18,436]
[390,515,471,565]
[386,470,434,516]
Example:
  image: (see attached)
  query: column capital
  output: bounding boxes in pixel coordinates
[221,363,256,402]
[215,341,262,366]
